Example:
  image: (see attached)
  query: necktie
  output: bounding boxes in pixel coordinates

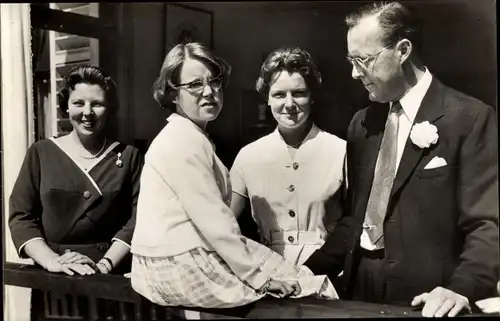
[364,101,402,249]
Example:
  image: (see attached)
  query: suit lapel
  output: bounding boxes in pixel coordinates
[390,78,445,197]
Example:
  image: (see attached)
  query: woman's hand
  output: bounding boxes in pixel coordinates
[58,249,97,269]
[45,256,96,276]
[476,297,500,315]
[259,279,302,298]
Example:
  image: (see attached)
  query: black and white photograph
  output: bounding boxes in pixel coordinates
[1,1,498,320]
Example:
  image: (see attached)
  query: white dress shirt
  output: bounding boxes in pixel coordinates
[231,124,346,265]
[360,68,433,250]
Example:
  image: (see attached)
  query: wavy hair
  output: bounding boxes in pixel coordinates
[57,65,118,115]
[255,46,322,99]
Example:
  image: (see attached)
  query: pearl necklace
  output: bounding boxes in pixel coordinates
[79,137,107,160]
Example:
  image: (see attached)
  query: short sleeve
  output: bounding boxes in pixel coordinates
[230,149,249,198]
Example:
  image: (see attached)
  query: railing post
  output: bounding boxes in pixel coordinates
[149,302,159,321]
[88,296,99,321]
[61,294,70,317]
[104,300,114,321]
[118,302,129,321]
[71,296,80,318]
[43,291,51,317]
[134,299,142,320]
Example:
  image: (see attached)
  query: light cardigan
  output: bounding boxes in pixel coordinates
[131,113,269,290]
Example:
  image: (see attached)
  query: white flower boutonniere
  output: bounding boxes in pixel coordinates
[410,121,439,148]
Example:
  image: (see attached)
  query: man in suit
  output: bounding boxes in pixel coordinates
[304,1,499,317]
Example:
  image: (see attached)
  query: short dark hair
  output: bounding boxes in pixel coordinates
[152,42,231,109]
[256,46,322,99]
[345,1,422,54]
[57,65,118,115]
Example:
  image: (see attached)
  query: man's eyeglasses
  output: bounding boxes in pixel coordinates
[346,43,394,70]
[174,77,223,93]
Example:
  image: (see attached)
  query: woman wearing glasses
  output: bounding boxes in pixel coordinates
[230,47,347,267]
[130,42,337,309]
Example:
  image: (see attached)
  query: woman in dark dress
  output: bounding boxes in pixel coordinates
[8,65,143,319]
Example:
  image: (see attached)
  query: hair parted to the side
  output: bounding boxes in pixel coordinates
[255,46,322,100]
[345,1,422,54]
[152,42,231,110]
[57,64,119,115]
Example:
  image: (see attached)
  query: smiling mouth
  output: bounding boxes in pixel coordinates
[81,121,96,128]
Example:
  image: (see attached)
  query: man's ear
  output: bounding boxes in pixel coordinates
[397,39,412,65]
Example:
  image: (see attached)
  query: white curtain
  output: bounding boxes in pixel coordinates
[1,3,35,321]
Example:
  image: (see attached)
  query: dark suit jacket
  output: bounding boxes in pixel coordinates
[305,78,499,304]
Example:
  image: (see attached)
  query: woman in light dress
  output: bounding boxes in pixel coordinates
[230,47,347,266]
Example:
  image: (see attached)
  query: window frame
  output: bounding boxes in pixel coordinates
[30,3,125,139]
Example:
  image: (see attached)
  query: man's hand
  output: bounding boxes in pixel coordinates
[411,286,471,317]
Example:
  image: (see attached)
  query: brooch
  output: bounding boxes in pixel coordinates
[116,152,123,168]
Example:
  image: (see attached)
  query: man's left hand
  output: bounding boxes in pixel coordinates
[411,286,471,317]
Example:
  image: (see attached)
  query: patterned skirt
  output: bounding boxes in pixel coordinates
[131,239,338,308]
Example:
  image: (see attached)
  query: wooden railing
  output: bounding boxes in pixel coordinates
[4,262,490,319]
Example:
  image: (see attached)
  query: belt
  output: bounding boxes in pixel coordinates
[265,230,325,245]
[47,242,110,262]
[359,247,385,259]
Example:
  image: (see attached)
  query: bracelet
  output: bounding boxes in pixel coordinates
[96,261,111,273]
[100,257,114,270]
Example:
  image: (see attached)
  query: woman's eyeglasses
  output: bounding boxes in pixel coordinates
[174,77,223,93]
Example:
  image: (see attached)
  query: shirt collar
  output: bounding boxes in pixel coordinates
[273,122,320,146]
[395,67,433,123]
[167,112,206,135]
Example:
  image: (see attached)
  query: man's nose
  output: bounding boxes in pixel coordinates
[351,64,363,80]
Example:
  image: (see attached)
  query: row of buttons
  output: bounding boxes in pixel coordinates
[286,162,299,243]
[288,210,296,243]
